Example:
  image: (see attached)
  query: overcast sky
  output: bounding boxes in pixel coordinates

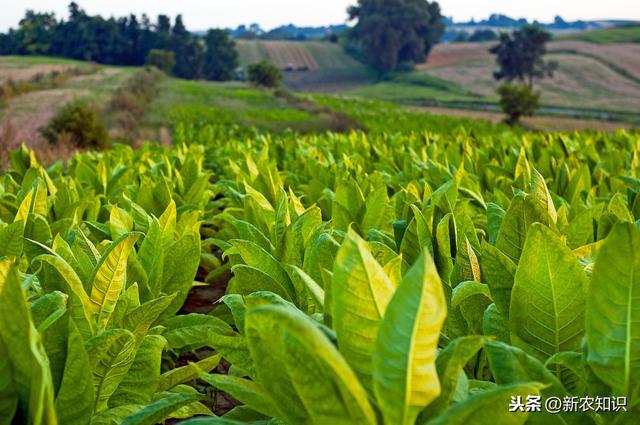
[1,0,639,32]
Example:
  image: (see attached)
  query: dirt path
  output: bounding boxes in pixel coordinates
[0,68,129,162]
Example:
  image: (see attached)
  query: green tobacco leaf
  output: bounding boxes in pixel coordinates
[421,336,484,420]
[289,265,325,310]
[480,241,517,317]
[138,218,164,291]
[0,342,18,425]
[245,304,376,425]
[496,195,553,263]
[158,354,221,392]
[220,294,247,335]
[33,253,95,334]
[161,234,201,315]
[197,371,277,418]
[209,333,256,378]
[110,207,134,240]
[484,340,566,395]
[362,186,393,234]
[86,329,137,412]
[110,335,166,407]
[123,294,175,339]
[14,188,34,223]
[54,318,94,425]
[487,203,505,245]
[90,233,139,329]
[510,224,587,361]
[423,382,544,425]
[483,303,510,343]
[531,168,557,223]
[586,223,640,397]
[0,259,57,424]
[0,221,24,258]
[227,239,296,301]
[332,178,365,232]
[120,392,205,425]
[163,314,235,352]
[332,229,395,390]
[228,265,293,302]
[372,251,447,425]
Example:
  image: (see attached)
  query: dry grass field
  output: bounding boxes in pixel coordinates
[419,41,640,112]
[548,41,640,81]
[0,64,133,162]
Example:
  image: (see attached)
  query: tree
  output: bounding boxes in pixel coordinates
[202,30,239,81]
[14,11,58,55]
[248,61,282,88]
[347,0,444,73]
[172,37,204,79]
[170,15,203,79]
[146,49,176,74]
[496,83,540,125]
[490,25,557,88]
[469,29,497,42]
[490,25,555,123]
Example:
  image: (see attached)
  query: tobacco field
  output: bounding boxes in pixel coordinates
[0,117,639,425]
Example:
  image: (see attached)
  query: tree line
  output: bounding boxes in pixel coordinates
[0,2,238,81]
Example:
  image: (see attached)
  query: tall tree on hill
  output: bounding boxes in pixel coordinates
[490,25,557,88]
[171,15,203,79]
[490,25,556,124]
[347,0,444,73]
[13,11,58,55]
[202,29,239,81]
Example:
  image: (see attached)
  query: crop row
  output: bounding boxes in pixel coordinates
[0,125,638,424]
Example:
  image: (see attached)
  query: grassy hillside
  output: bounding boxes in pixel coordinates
[146,78,362,135]
[236,40,372,91]
[408,41,640,123]
[565,24,640,44]
[1,54,637,164]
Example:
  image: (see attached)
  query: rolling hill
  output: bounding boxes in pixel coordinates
[235,40,372,91]
[564,24,640,44]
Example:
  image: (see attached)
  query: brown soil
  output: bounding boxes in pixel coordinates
[0,64,73,83]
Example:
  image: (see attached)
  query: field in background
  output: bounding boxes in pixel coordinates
[0,57,135,160]
[233,38,640,125]
[1,49,638,163]
[405,40,640,123]
[564,24,640,43]
[0,56,86,83]
[236,40,372,91]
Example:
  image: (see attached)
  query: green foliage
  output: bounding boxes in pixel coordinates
[490,25,557,87]
[203,29,239,81]
[40,100,110,150]
[348,0,444,72]
[247,61,283,88]
[567,24,640,44]
[497,83,541,124]
[0,3,206,80]
[2,91,640,425]
[146,49,176,74]
[110,68,164,136]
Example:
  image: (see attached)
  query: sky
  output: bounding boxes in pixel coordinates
[1,0,639,32]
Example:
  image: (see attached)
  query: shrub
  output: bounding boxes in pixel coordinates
[109,68,164,136]
[146,49,176,74]
[497,83,541,125]
[248,60,283,88]
[40,100,110,149]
